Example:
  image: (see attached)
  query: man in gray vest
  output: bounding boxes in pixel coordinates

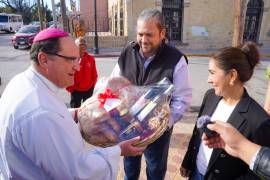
[111,8,192,180]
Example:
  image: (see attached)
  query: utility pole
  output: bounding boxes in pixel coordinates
[232,0,245,47]
[41,0,45,27]
[37,0,44,30]
[93,0,99,54]
[60,0,69,32]
[51,0,57,28]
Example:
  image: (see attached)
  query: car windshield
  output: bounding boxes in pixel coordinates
[18,26,39,33]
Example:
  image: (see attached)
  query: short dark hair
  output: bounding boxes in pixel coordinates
[211,41,260,83]
[30,38,61,64]
[137,8,165,31]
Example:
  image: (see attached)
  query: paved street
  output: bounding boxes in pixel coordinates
[0,32,269,179]
[1,33,268,106]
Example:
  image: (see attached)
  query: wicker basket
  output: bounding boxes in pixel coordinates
[134,104,170,147]
[78,99,170,148]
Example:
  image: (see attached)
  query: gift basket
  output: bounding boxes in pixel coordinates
[77,76,173,147]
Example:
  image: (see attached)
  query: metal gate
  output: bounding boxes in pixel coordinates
[243,0,263,42]
[162,0,183,41]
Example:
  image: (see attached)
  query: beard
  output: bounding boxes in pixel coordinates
[139,42,159,57]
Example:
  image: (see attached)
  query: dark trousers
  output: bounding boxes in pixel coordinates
[189,166,204,180]
[70,87,94,108]
[124,127,173,180]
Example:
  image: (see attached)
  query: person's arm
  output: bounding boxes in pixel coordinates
[180,125,198,177]
[110,45,128,78]
[180,89,211,177]
[91,56,98,85]
[169,56,192,128]
[264,81,270,115]
[14,110,144,179]
[203,122,268,178]
[110,63,121,78]
[253,146,270,179]
[204,121,261,165]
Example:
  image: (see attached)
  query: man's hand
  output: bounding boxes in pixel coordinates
[119,137,147,156]
[202,121,244,157]
[202,121,261,165]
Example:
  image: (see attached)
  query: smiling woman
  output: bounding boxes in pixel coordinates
[180,42,270,180]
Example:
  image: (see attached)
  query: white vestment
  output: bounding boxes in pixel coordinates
[0,67,120,180]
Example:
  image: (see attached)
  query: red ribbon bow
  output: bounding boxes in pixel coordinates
[98,88,119,108]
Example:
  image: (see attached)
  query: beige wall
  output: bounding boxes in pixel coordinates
[259,0,270,46]
[109,0,156,39]
[80,0,109,32]
[182,0,235,49]
[107,0,270,49]
[126,0,156,41]
[85,35,128,48]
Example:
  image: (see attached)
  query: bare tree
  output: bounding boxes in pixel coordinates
[0,0,36,24]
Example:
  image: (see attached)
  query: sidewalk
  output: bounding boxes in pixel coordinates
[117,109,198,180]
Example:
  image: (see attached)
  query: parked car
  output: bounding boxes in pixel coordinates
[11,25,40,49]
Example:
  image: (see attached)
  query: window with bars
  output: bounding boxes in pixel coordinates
[162,0,183,41]
[243,0,263,42]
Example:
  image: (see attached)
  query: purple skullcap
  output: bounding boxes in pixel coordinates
[33,28,69,43]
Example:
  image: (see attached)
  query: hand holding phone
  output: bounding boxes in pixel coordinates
[197,115,218,138]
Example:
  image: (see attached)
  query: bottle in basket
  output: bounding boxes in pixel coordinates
[129,77,171,116]
[120,84,173,140]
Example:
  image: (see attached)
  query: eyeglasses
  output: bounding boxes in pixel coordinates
[47,53,80,63]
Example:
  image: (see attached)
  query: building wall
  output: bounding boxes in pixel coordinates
[182,0,234,49]
[107,0,270,49]
[108,0,156,38]
[259,0,270,46]
[80,0,109,32]
[85,35,128,48]
[126,0,157,40]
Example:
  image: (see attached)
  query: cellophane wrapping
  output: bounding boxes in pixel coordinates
[78,76,173,147]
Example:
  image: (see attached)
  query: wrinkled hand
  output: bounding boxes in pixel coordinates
[119,137,147,156]
[180,166,191,177]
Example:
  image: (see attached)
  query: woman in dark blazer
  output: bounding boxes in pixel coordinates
[180,42,270,180]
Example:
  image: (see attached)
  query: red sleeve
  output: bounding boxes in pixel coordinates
[90,55,98,85]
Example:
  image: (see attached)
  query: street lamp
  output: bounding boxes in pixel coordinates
[93,0,99,54]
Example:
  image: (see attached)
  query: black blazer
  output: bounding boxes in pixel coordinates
[181,89,270,180]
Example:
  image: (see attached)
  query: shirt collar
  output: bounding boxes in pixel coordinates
[29,66,61,94]
[139,48,156,61]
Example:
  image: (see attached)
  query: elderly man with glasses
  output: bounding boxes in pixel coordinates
[0,28,146,180]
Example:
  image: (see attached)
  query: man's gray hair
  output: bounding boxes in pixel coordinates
[137,8,165,31]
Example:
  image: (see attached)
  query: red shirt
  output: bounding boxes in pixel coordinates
[66,52,98,92]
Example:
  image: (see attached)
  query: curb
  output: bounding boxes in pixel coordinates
[186,54,270,58]
[93,54,120,58]
[93,53,270,58]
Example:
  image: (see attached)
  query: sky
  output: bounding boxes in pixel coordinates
[44,0,76,11]
[0,0,78,11]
